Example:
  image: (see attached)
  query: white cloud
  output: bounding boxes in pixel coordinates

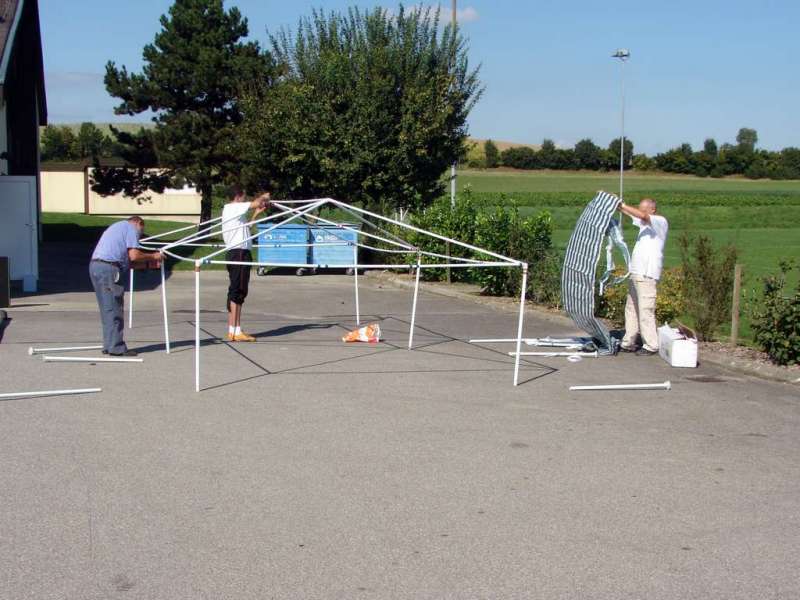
[455,6,479,23]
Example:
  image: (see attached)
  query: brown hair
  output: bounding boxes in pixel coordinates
[226,184,244,200]
[127,216,144,225]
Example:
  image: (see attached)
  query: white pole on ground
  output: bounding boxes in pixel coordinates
[0,388,102,400]
[28,345,103,355]
[570,381,671,391]
[160,261,171,354]
[509,351,599,358]
[128,268,134,329]
[513,264,529,387]
[353,243,361,325]
[42,356,143,363]
[195,263,201,393]
[408,256,422,350]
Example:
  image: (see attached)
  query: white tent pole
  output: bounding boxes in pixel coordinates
[42,356,143,363]
[195,263,201,393]
[159,203,317,252]
[353,243,360,325]
[327,199,520,265]
[0,388,102,400]
[140,215,223,243]
[408,256,422,350]
[160,261,170,354]
[201,200,326,262]
[570,381,671,391]
[128,268,134,329]
[513,265,528,386]
[272,201,415,251]
[28,345,103,355]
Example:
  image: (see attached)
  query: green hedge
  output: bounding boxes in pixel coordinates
[408,194,561,305]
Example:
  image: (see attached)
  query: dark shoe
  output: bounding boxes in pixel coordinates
[109,349,138,357]
[619,345,638,353]
[635,348,658,356]
[102,350,109,355]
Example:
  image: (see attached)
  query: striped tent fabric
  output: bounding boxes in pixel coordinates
[561,191,623,355]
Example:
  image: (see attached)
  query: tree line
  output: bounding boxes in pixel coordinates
[476,128,800,180]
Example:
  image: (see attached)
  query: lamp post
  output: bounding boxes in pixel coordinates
[612,48,630,202]
[450,0,457,209]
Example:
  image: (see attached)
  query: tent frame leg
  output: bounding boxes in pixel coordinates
[513,265,529,386]
[408,258,422,350]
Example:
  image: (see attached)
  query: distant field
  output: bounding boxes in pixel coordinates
[458,168,800,194]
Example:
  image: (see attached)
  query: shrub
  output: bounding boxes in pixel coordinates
[409,192,480,282]
[596,267,686,327]
[471,206,553,296]
[749,261,800,366]
[678,234,738,341]
[527,248,563,308]
[484,139,500,168]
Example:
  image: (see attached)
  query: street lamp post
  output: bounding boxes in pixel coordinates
[450,0,457,210]
[612,48,630,203]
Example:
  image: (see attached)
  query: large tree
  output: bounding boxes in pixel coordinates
[236,6,482,213]
[93,0,272,221]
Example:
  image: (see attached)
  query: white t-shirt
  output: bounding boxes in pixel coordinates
[221,202,252,251]
[629,214,669,280]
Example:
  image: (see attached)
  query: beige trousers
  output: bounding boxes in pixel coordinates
[622,274,658,351]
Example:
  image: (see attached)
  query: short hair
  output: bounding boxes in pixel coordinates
[127,216,144,225]
[641,197,657,211]
[226,184,244,200]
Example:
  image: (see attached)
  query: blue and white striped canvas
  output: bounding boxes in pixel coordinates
[561,191,623,355]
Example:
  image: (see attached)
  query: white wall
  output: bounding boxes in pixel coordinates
[40,170,84,212]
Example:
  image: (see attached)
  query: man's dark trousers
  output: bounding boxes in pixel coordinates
[89,261,127,354]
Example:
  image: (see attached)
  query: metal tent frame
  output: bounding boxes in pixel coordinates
[136,198,530,392]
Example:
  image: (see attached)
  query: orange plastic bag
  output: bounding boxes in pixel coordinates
[341,323,381,343]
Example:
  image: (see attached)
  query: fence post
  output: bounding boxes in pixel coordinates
[730,263,742,346]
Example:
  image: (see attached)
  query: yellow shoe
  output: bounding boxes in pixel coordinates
[225,333,236,342]
[232,331,256,342]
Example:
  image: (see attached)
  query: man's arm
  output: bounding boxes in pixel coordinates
[250,192,271,217]
[128,248,163,263]
[619,202,650,224]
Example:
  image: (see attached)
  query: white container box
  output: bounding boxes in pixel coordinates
[658,325,698,368]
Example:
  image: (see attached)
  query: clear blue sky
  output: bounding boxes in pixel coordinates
[40,0,799,155]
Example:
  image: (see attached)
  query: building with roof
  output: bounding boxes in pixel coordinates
[0,0,46,291]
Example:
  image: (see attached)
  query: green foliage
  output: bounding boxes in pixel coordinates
[408,192,482,282]
[471,206,553,296]
[236,6,482,214]
[606,138,634,170]
[572,138,602,170]
[93,0,272,220]
[631,153,656,171]
[41,122,118,161]
[500,146,538,169]
[484,139,500,168]
[408,194,557,301]
[40,125,78,161]
[736,127,758,152]
[749,261,800,365]
[596,267,686,328]
[678,234,738,341]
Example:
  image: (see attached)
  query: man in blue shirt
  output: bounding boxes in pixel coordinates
[89,216,162,356]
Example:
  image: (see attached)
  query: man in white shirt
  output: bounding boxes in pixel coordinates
[618,198,669,355]
[221,185,271,342]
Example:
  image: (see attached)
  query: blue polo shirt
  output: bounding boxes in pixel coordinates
[91,221,141,269]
